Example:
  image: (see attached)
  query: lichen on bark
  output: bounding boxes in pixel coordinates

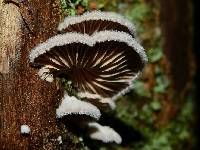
[0,0,22,73]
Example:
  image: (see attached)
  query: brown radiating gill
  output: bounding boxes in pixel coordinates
[61,20,133,36]
[58,11,136,37]
[30,11,147,108]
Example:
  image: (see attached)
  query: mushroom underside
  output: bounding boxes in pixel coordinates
[59,20,133,36]
[34,41,144,98]
[57,11,135,36]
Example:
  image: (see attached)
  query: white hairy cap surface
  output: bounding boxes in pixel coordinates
[88,122,122,144]
[29,31,147,64]
[56,93,101,120]
[20,125,31,134]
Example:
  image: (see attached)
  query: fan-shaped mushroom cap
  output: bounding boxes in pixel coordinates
[88,122,122,144]
[56,93,101,120]
[58,11,136,36]
[29,30,147,101]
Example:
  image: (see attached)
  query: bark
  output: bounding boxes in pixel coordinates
[0,0,72,149]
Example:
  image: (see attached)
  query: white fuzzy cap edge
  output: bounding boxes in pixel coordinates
[56,93,101,120]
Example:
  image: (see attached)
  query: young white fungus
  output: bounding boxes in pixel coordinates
[20,125,31,134]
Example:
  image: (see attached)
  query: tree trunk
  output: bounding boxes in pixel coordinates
[0,0,72,149]
[157,0,193,125]
[160,0,193,96]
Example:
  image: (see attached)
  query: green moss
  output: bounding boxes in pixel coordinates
[60,0,88,16]
[60,78,77,97]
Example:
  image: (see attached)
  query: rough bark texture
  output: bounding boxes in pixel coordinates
[0,0,71,149]
[0,0,22,73]
[160,0,193,96]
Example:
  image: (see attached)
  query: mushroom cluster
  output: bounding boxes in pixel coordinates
[29,11,147,144]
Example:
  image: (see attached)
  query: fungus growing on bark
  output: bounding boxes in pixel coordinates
[58,11,136,36]
[29,11,147,144]
[88,122,122,144]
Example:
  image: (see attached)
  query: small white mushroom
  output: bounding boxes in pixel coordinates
[56,93,101,120]
[20,125,31,134]
[88,122,122,144]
